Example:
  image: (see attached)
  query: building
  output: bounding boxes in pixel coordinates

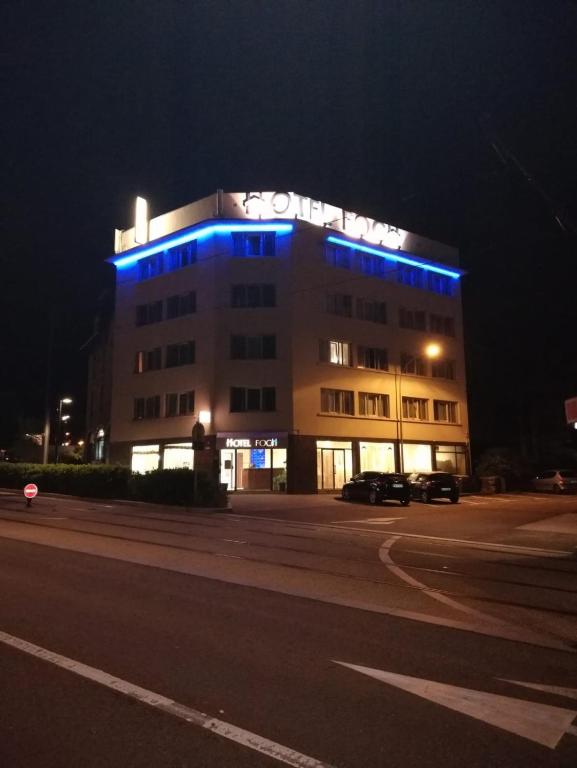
[103,190,469,493]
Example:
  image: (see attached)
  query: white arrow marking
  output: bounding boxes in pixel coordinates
[334,661,577,749]
[501,680,577,701]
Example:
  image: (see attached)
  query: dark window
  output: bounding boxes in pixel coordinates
[432,360,456,380]
[325,243,351,269]
[399,308,426,330]
[433,400,458,422]
[401,353,427,375]
[134,396,160,419]
[230,335,276,360]
[166,291,196,319]
[232,232,276,258]
[167,242,197,271]
[402,397,428,420]
[358,254,387,278]
[136,300,163,326]
[356,298,387,324]
[167,390,195,416]
[358,346,388,370]
[359,392,390,417]
[166,341,195,367]
[428,273,454,296]
[231,284,277,308]
[397,265,424,289]
[430,314,455,336]
[320,388,354,415]
[138,254,164,281]
[326,293,353,317]
[165,393,178,417]
[229,387,276,412]
[134,348,162,373]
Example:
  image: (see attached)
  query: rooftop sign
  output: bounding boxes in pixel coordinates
[231,191,407,250]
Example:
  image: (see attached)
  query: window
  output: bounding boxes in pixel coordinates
[433,400,458,423]
[134,396,160,420]
[136,300,163,326]
[428,273,454,296]
[167,242,197,271]
[165,390,195,417]
[230,335,276,360]
[357,346,388,370]
[166,291,196,319]
[232,232,276,257]
[325,243,351,269]
[138,254,164,281]
[320,388,354,415]
[326,293,353,317]
[431,359,456,380]
[397,265,424,289]
[358,254,387,278]
[319,340,352,366]
[435,444,467,474]
[359,392,390,417]
[401,353,427,375]
[399,308,426,330]
[166,341,195,367]
[134,348,162,373]
[402,397,428,420]
[356,298,387,324]
[230,387,276,412]
[430,314,455,336]
[231,284,276,308]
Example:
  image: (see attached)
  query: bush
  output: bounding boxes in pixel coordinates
[0,463,227,507]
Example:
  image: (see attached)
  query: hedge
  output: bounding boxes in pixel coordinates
[0,463,226,507]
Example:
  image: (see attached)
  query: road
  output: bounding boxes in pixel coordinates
[0,488,576,767]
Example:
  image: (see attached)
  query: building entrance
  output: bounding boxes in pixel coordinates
[316,440,353,490]
[219,443,287,491]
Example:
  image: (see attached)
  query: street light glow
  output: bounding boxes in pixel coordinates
[61,397,73,404]
[424,343,442,359]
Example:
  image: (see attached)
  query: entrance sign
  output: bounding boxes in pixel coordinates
[216,433,288,450]
[229,191,408,250]
[23,483,38,499]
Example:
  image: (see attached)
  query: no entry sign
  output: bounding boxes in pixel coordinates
[23,483,38,499]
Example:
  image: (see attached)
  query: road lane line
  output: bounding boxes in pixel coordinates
[379,536,513,626]
[0,629,335,768]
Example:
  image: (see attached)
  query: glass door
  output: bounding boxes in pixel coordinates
[220,449,235,490]
[317,447,352,490]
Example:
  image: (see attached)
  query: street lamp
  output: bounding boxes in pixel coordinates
[55,397,73,464]
[395,344,442,474]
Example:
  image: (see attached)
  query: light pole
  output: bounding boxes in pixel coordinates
[55,397,73,464]
[396,343,442,474]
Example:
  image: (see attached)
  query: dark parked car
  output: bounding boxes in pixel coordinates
[342,472,411,506]
[408,472,460,503]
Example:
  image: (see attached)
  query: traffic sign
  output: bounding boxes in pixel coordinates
[23,483,38,499]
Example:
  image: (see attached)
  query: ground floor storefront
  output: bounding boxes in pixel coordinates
[115,432,469,494]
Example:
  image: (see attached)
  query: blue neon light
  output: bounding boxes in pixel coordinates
[111,222,294,269]
[325,235,462,279]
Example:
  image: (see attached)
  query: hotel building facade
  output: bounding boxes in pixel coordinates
[97,191,469,494]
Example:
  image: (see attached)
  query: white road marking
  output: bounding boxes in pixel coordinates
[334,661,577,749]
[518,513,577,535]
[378,536,510,625]
[0,629,335,768]
[501,680,577,700]
[335,517,404,525]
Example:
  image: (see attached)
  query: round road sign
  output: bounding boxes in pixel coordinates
[23,483,38,499]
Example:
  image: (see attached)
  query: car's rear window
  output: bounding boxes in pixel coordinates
[560,470,577,478]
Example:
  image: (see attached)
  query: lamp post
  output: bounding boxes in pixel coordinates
[55,397,73,464]
[396,344,442,474]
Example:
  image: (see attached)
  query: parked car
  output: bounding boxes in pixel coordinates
[341,472,411,506]
[532,469,577,494]
[408,472,460,503]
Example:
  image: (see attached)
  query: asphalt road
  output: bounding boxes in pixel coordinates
[0,489,576,767]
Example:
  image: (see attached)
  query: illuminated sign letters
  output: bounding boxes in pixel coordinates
[225,437,279,448]
[239,191,407,250]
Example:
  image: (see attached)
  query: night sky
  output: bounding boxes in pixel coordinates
[2,0,577,462]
